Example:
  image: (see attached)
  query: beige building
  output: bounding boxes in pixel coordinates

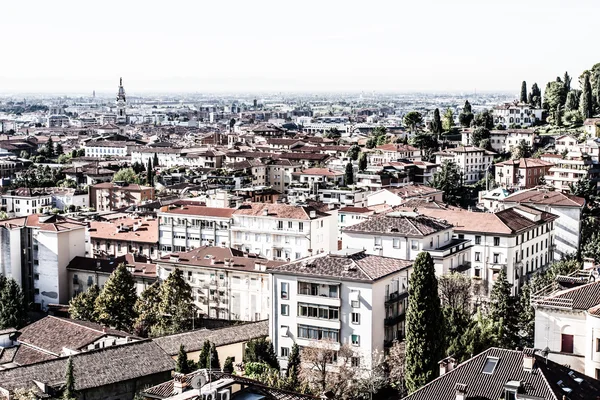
[89,182,155,211]
[88,215,159,259]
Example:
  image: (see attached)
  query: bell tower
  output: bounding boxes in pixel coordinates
[116,77,127,124]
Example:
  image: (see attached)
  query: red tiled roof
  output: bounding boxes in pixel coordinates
[88,217,158,243]
[292,168,343,177]
[159,204,235,218]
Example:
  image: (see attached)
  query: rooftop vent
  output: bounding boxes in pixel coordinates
[454,383,467,400]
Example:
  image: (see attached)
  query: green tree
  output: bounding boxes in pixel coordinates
[157,268,197,334]
[286,343,301,389]
[112,167,136,183]
[146,159,153,186]
[403,111,423,134]
[511,140,532,159]
[431,108,443,134]
[223,356,235,374]
[344,162,354,186]
[443,307,472,362]
[529,83,542,108]
[431,160,463,206]
[376,134,388,146]
[405,252,444,393]
[69,285,100,322]
[366,137,377,149]
[63,356,76,400]
[46,137,55,158]
[133,281,161,338]
[470,127,490,147]
[153,153,159,168]
[520,81,527,103]
[543,79,567,112]
[208,342,221,370]
[565,90,580,112]
[457,310,501,362]
[563,71,572,94]
[358,152,368,171]
[0,278,27,329]
[55,142,64,156]
[518,282,535,348]
[347,145,360,161]
[198,340,211,368]
[176,344,194,373]
[244,338,279,370]
[554,104,563,127]
[489,269,519,349]
[94,263,138,331]
[473,110,494,129]
[581,73,594,119]
[410,132,439,162]
[442,108,454,131]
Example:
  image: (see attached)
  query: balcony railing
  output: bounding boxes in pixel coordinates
[385,290,409,303]
[384,313,405,326]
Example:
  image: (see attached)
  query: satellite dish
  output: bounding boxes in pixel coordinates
[191,374,207,389]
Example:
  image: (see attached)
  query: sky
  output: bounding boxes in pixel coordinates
[1,0,599,94]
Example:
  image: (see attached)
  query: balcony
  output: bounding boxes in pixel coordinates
[384,313,405,326]
[296,293,341,308]
[296,317,341,331]
[385,290,409,304]
[450,261,472,273]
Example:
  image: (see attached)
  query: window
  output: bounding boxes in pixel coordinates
[475,252,481,261]
[411,240,418,250]
[288,221,293,229]
[393,238,400,249]
[482,356,499,374]
[277,221,283,230]
[351,334,360,345]
[596,338,600,353]
[34,274,39,280]
[351,291,360,308]
[298,222,304,231]
[351,312,360,325]
[351,357,360,367]
[281,304,289,316]
[281,282,289,299]
[445,232,449,241]
[281,347,290,357]
[374,237,381,246]
[493,253,500,263]
[561,334,574,353]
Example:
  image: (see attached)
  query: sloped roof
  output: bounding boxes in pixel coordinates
[153,320,268,356]
[503,188,585,207]
[403,347,600,400]
[0,340,174,394]
[268,250,411,282]
[157,246,283,272]
[159,204,235,218]
[88,217,158,243]
[18,316,133,356]
[342,211,452,237]
[233,203,329,220]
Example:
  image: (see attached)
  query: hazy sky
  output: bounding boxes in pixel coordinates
[2,0,599,94]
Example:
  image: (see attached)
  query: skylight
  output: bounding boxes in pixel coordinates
[482,356,499,374]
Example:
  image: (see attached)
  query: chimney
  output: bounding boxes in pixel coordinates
[309,210,317,218]
[523,353,535,372]
[263,208,269,216]
[133,221,140,232]
[454,383,467,400]
[583,257,595,270]
[439,356,457,376]
[173,373,188,395]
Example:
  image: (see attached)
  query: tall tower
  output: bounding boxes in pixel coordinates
[116,77,127,124]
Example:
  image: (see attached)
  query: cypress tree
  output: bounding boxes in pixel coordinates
[344,162,354,186]
[563,72,571,93]
[94,263,138,331]
[63,356,76,400]
[555,104,563,127]
[286,343,301,389]
[432,108,443,134]
[530,83,542,108]
[176,344,190,373]
[518,282,535,348]
[405,252,444,393]
[358,152,367,171]
[153,152,159,168]
[199,340,211,368]
[463,100,472,114]
[208,342,221,370]
[581,73,594,119]
[223,356,234,374]
[244,338,279,370]
[520,81,527,103]
[489,269,519,349]
[0,278,27,329]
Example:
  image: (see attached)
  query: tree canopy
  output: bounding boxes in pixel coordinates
[94,263,138,331]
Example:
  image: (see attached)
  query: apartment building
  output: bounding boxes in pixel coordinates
[406,205,559,297]
[543,154,600,192]
[584,118,600,138]
[89,182,155,212]
[533,271,600,379]
[504,129,538,153]
[88,215,159,260]
[368,144,421,165]
[84,141,130,158]
[341,210,471,276]
[366,185,444,207]
[492,103,543,128]
[158,202,234,255]
[0,188,53,217]
[501,188,585,259]
[269,249,412,372]
[0,214,86,310]
[231,203,337,261]
[494,158,553,189]
[130,147,225,169]
[156,246,280,321]
[435,146,495,184]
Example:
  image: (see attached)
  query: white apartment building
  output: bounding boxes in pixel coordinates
[269,249,412,372]
[341,210,471,276]
[157,203,234,255]
[554,135,579,155]
[231,203,337,261]
[543,154,600,193]
[366,185,444,207]
[156,246,276,321]
[84,141,129,158]
[368,144,421,165]
[492,103,543,128]
[504,129,538,154]
[0,214,86,311]
[435,146,495,184]
[533,272,600,379]
[131,147,225,169]
[461,130,508,153]
[501,188,585,259]
[0,188,52,217]
[407,206,559,297]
